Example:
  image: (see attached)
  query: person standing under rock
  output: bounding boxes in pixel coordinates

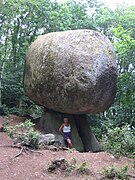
[59,118,73,148]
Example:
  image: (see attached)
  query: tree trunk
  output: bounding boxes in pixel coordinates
[0,75,2,107]
[0,61,5,107]
[39,108,102,152]
[0,30,8,107]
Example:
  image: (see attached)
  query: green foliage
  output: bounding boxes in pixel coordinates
[5,120,41,149]
[67,158,77,172]
[18,95,43,117]
[47,158,90,176]
[7,107,20,116]
[95,5,135,37]
[0,0,53,107]
[95,5,135,127]
[0,0,96,113]
[0,105,7,115]
[101,165,129,180]
[77,161,89,175]
[101,124,135,158]
[88,113,108,139]
[110,26,135,127]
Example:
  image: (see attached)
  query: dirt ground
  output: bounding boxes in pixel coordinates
[0,115,134,180]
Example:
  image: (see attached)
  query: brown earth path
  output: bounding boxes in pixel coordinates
[0,115,134,180]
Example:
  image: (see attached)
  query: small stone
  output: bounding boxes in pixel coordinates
[110,155,115,159]
[39,134,55,145]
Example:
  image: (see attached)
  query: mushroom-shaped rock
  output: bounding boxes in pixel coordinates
[24,29,117,114]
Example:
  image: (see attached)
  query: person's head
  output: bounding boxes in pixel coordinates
[63,118,69,124]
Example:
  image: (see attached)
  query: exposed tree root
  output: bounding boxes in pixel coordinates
[0,144,43,158]
[0,144,70,159]
[25,147,43,154]
[13,146,24,158]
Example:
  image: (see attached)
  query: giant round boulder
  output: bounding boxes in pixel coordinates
[24,29,117,114]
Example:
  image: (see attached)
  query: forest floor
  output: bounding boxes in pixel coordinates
[0,115,134,180]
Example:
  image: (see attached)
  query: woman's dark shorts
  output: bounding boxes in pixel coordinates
[64,132,71,140]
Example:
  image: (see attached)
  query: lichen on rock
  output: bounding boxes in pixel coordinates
[24,29,118,114]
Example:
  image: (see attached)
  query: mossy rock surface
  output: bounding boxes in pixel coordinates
[24,29,117,114]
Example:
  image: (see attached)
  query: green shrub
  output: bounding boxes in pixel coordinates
[101,124,135,158]
[5,120,41,149]
[19,96,43,117]
[47,158,77,173]
[0,95,42,117]
[0,105,8,115]
[7,107,20,115]
[0,105,20,116]
[91,127,103,140]
[76,161,90,175]
[101,165,129,180]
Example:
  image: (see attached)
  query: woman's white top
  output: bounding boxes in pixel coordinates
[63,124,71,133]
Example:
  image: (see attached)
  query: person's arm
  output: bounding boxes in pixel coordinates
[59,124,64,135]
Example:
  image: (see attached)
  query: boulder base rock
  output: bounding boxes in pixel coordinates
[39,133,55,145]
[24,29,117,114]
[39,109,84,152]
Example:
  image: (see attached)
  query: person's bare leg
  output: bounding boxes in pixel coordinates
[67,138,73,148]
